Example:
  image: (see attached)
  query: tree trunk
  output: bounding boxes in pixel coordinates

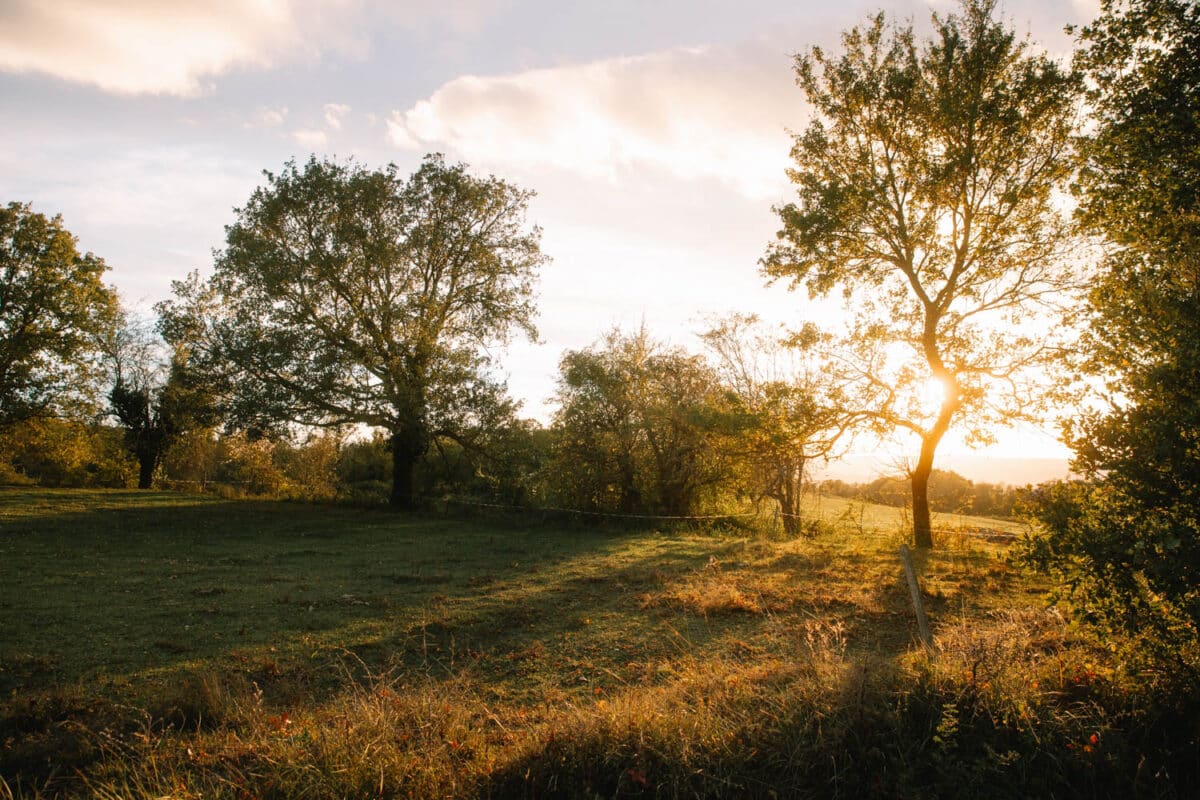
[911,389,959,548]
[390,427,426,510]
[617,454,641,513]
[136,451,157,490]
[911,452,934,548]
[779,470,800,537]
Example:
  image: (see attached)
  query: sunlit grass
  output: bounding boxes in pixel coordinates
[0,488,1189,798]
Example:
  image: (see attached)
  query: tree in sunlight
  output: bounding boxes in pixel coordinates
[0,202,120,426]
[549,327,728,517]
[763,0,1080,547]
[158,155,547,509]
[1024,0,1200,663]
[701,314,854,536]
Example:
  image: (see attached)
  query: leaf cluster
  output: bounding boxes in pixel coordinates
[0,202,120,426]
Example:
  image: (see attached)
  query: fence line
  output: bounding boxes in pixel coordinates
[444,497,758,523]
[775,506,1018,542]
[154,484,1019,541]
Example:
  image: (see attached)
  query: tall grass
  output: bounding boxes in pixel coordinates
[2,489,1196,798]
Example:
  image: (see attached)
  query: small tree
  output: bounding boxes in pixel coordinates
[549,327,727,517]
[763,0,1080,547]
[0,202,119,426]
[106,321,218,489]
[702,315,851,535]
[159,155,547,508]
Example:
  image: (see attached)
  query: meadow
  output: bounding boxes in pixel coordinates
[0,489,1192,798]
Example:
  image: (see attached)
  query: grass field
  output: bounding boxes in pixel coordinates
[0,489,1192,798]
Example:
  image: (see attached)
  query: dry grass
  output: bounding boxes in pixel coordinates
[2,488,1196,798]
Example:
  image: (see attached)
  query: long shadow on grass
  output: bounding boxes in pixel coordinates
[347,535,954,712]
[0,490,659,697]
[1,490,1014,708]
[4,489,753,700]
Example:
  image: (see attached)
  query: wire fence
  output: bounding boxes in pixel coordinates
[443,496,1019,542]
[153,481,1021,542]
[443,496,759,526]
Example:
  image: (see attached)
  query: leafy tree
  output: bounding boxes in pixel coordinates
[0,202,120,426]
[701,314,851,535]
[106,322,219,489]
[159,155,547,508]
[425,418,549,506]
[762,0,1080,547]
[1024,0,1200,660]
[549,328,728,517]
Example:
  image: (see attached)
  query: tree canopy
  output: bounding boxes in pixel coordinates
[701,315,852,535]
[548,327,728,517]
[762,0,1080,547]
[0,202,120,427]
[1024,0,1200,659]
[159,154,547,508]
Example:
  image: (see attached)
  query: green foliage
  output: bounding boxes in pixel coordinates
[0,202,120,425]
[158,155,547,509]
[0,418,133,487]
[1024,0,1200,671]
[762,0,1080,547]
[548,327,730,517]
[1022,0,1200,671]
[702,314,851,535]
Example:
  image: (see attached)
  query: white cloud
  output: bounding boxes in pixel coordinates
[0,0,359,95]
[323,103,352,130]
[248,106,290,128]
[0,0,520,96]
[292,128,329,149]
[386,38,804,200]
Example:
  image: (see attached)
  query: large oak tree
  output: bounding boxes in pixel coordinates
[159,155,547,508]
[763,0,1080,547]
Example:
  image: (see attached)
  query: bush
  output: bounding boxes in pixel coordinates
[0,418,133,487]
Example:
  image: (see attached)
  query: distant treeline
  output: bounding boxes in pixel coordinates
[820,469,1023,519]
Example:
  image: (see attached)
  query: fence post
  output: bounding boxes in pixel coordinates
[899,543,933,650]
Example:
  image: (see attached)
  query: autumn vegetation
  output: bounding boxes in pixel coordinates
[2,0,1199,796]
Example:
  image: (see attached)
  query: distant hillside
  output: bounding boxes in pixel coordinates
[817,454,1072,487]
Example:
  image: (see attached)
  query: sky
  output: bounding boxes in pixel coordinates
[0,0,1099,482]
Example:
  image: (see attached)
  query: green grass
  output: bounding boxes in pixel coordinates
[0,488,1193,799]
[0,489,1019,699]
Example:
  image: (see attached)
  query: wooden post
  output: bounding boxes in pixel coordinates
[899,543,933,649]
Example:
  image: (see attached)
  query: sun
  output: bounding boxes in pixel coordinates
[919,375,948,415]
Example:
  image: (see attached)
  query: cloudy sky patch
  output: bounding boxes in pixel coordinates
[0,0,1097,469]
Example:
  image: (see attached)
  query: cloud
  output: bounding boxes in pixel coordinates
[0,0,520,96]
[0,142,263,305]
[323,103,352,130]
[0,0,362,95]
[248,106,290,128]
[292,129,330,149]
[386,39,804,200]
